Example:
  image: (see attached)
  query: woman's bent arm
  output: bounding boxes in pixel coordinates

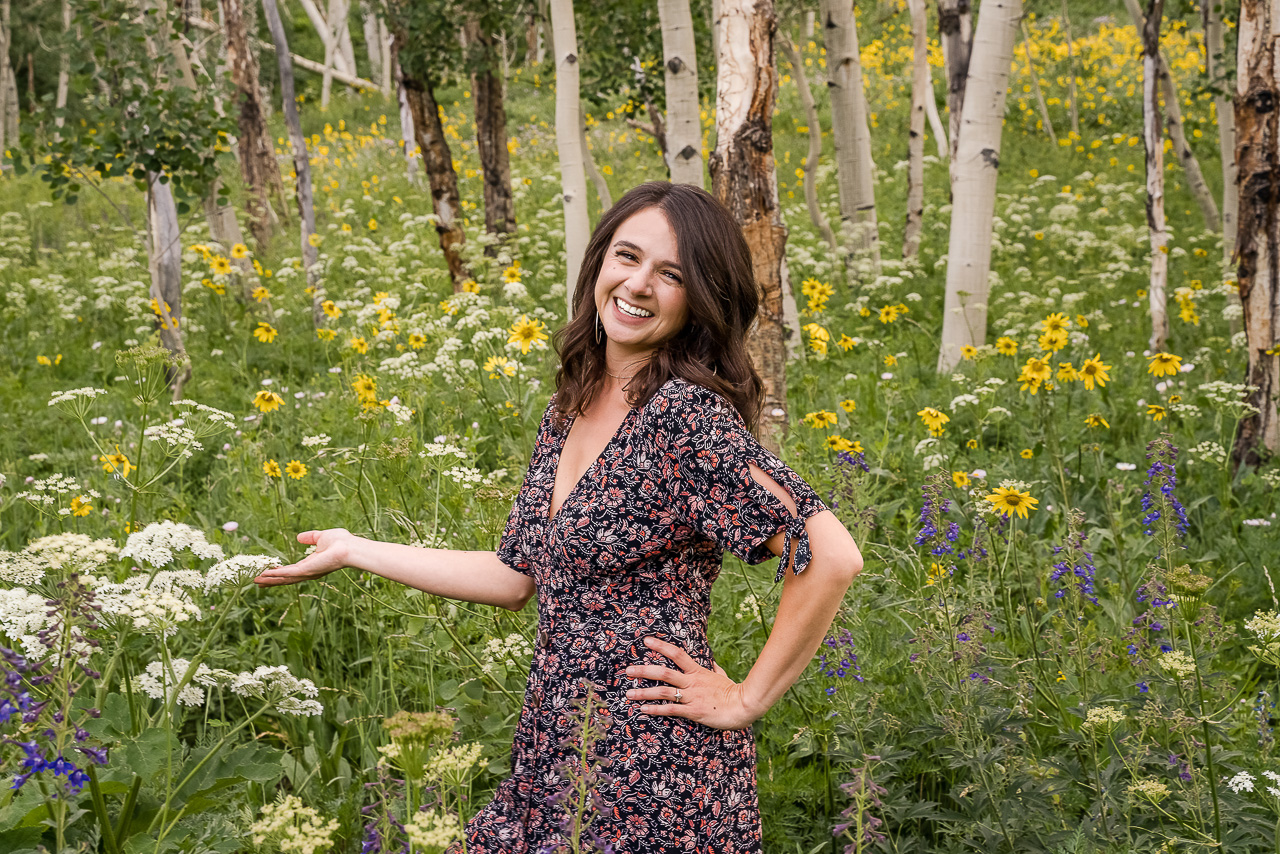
[253,529,536,612]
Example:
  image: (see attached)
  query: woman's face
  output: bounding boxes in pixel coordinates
[593,207,690,364]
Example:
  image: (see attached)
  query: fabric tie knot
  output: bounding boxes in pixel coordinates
[774,515,813,582]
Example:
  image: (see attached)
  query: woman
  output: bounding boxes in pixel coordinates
[254,182,863,850]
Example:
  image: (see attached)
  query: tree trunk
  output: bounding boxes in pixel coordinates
[550,0,590,312]
[262,0,323,326]
[55,0,70,128]
[394,54,420,185]
[536,0,551,64]
[820,0,879,266]
[1206,0,1238,268]
[779,35,836,251]
[1232,0,1280,465]
[0,0,11,158]
[937,0,972,168]
[147,176,193,398]
[935,0,1020,373]
[320,0,350,109]
[1123,0,1220,234]
[220,0,286,248]
[378,18,392,95]
[467,21,517,239]
[710,0,788,449]
[1060,0,1079,136]
[580,114,612,212]
[334,0,357,80]
[658,0,703,186]
[904,0,928,259]
[925,71,948,159]
[1141,0,1169,353]
[805,9,815,38]
[400,63,469,289]
[1020,20,1057,146]
[361,3,383,85]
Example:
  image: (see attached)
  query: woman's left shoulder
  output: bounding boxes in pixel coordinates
[644,376,738,425]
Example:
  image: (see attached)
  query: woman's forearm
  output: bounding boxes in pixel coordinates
[739,512,862,720]
[344,537,536,611]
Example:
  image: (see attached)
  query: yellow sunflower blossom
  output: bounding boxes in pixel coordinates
[1056,362,1079,383]
[263,459,282,478]
[960,345,977,361]
[1079,354,1112,390]
[837,334,857,351]
[70,496,93,517]
[252,390,284,413]
[1041,312,1070,334]
[408,333,427,350]
[1018,356,1052,393]
[985,487,1039,519]
[503,262,522,283]
[484,356,517,378]
[953,471,970,487]
[996,337,1019,356]
[253,322,278,343]
[322,300,341,318]
[825,435,855,452]
[231,243,249,259]
[1085,413,1110,429]
[508,314,550,355]
[803,410,838,429]
[1147,404,1167,422]
[285,460,308,480]
[1038,329,1068,353]
[316,328,338,341]
[1147,352,1182,377]
[101,448,133,478]
[349,336,370,354]
[878,305,900,324]
[917,407,950,436]
[839,399,856,413]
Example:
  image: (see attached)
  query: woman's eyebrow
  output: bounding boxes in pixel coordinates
[613,240,682,271]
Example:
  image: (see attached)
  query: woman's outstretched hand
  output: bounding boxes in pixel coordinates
[253,529,359,587]
[624,636,758,731]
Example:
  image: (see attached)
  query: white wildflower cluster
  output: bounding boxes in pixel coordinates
[1082,706,1126,731]
[480,633,532,675]
[204,554,280,588]
[0,587,55,658]
[1199,380,1260,416]
[250,795,339,854]
[120,521,224,567]
[502,280,529,302]
[913,437,944,471]
[998,478,1034,493]
[1225,771,1260,794]
[1157,649,1197,680]
[16,474,99,508]
[94,580,202,635]
[736,593,762,622]
[423,742,484,783]
[48,386,108,408]
[404,810,463,850]
[171,399,236,432]
[444,466,483,487]
[0,533,118,586]
[133,658,212,706]
[385,400,415,425]
[950,393,980,409]
[421,442,468,460]
[1262,470,1280,489]
[1263,770,1280,798]
[227,665,323,715]
[1244,611,1280,666]
[1244,518,1274,527]
[143,421,201,458]
[1128,779,1171,803]
[1188,441,1227,466]
[301,434,332,448]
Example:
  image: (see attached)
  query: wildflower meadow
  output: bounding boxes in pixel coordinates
[3,3,1280,853]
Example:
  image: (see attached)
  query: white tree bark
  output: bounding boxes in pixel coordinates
[550,0,590,313]
[1206,0,1238,267]
[779,35,836,250]
[936,0,1021,373]
[55,0,71,128]
[937,0,972,168]
[580,115,612,211]
[320,0,351,108]
[378,17,392,95]
[295,0,354,76]
[924,73,948,159]
[397,69,419,184]
[1123,0,1219,234]
[820,0,879,264]
[1141,0,1169,353]
[361,4,383,84]
[0,0,11,158]
[658,0,703,186]
[147,176,192,398]
[904,0,929,258]
[1231,0,1280,462]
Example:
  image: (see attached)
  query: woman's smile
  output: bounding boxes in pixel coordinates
[594,206,689,364]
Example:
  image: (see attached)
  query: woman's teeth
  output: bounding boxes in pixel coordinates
[616,298,653,318]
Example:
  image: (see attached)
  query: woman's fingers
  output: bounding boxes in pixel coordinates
[625,664,688,685]
[625,684,683,703]
[643,636,700,671]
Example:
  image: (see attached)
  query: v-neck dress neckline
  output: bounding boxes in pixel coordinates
[546,406,639,525]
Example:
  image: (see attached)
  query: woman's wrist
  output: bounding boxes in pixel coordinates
[737,678,771,724]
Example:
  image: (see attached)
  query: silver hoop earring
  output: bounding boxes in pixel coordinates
[594,312,603,345]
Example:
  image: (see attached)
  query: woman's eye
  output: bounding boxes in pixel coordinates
[616,250,636,262]
[663,271,682,284]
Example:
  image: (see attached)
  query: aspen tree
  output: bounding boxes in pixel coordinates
[551,0,590,311]
[820,0,879,266]
[1205,0,1238,267]
[710,0,789,449]
[1233,0,1280,464]
[1141,0,1170,353]
[779,36,836,250]
[935,0,1020,372]
[658,0,703,186]
[904,0,929,258]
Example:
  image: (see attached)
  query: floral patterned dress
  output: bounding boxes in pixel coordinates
[463,378,828,852]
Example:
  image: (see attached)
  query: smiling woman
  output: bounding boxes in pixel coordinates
[254,182,863,852]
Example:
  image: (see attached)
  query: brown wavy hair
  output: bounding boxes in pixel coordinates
[552,181,764,431]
